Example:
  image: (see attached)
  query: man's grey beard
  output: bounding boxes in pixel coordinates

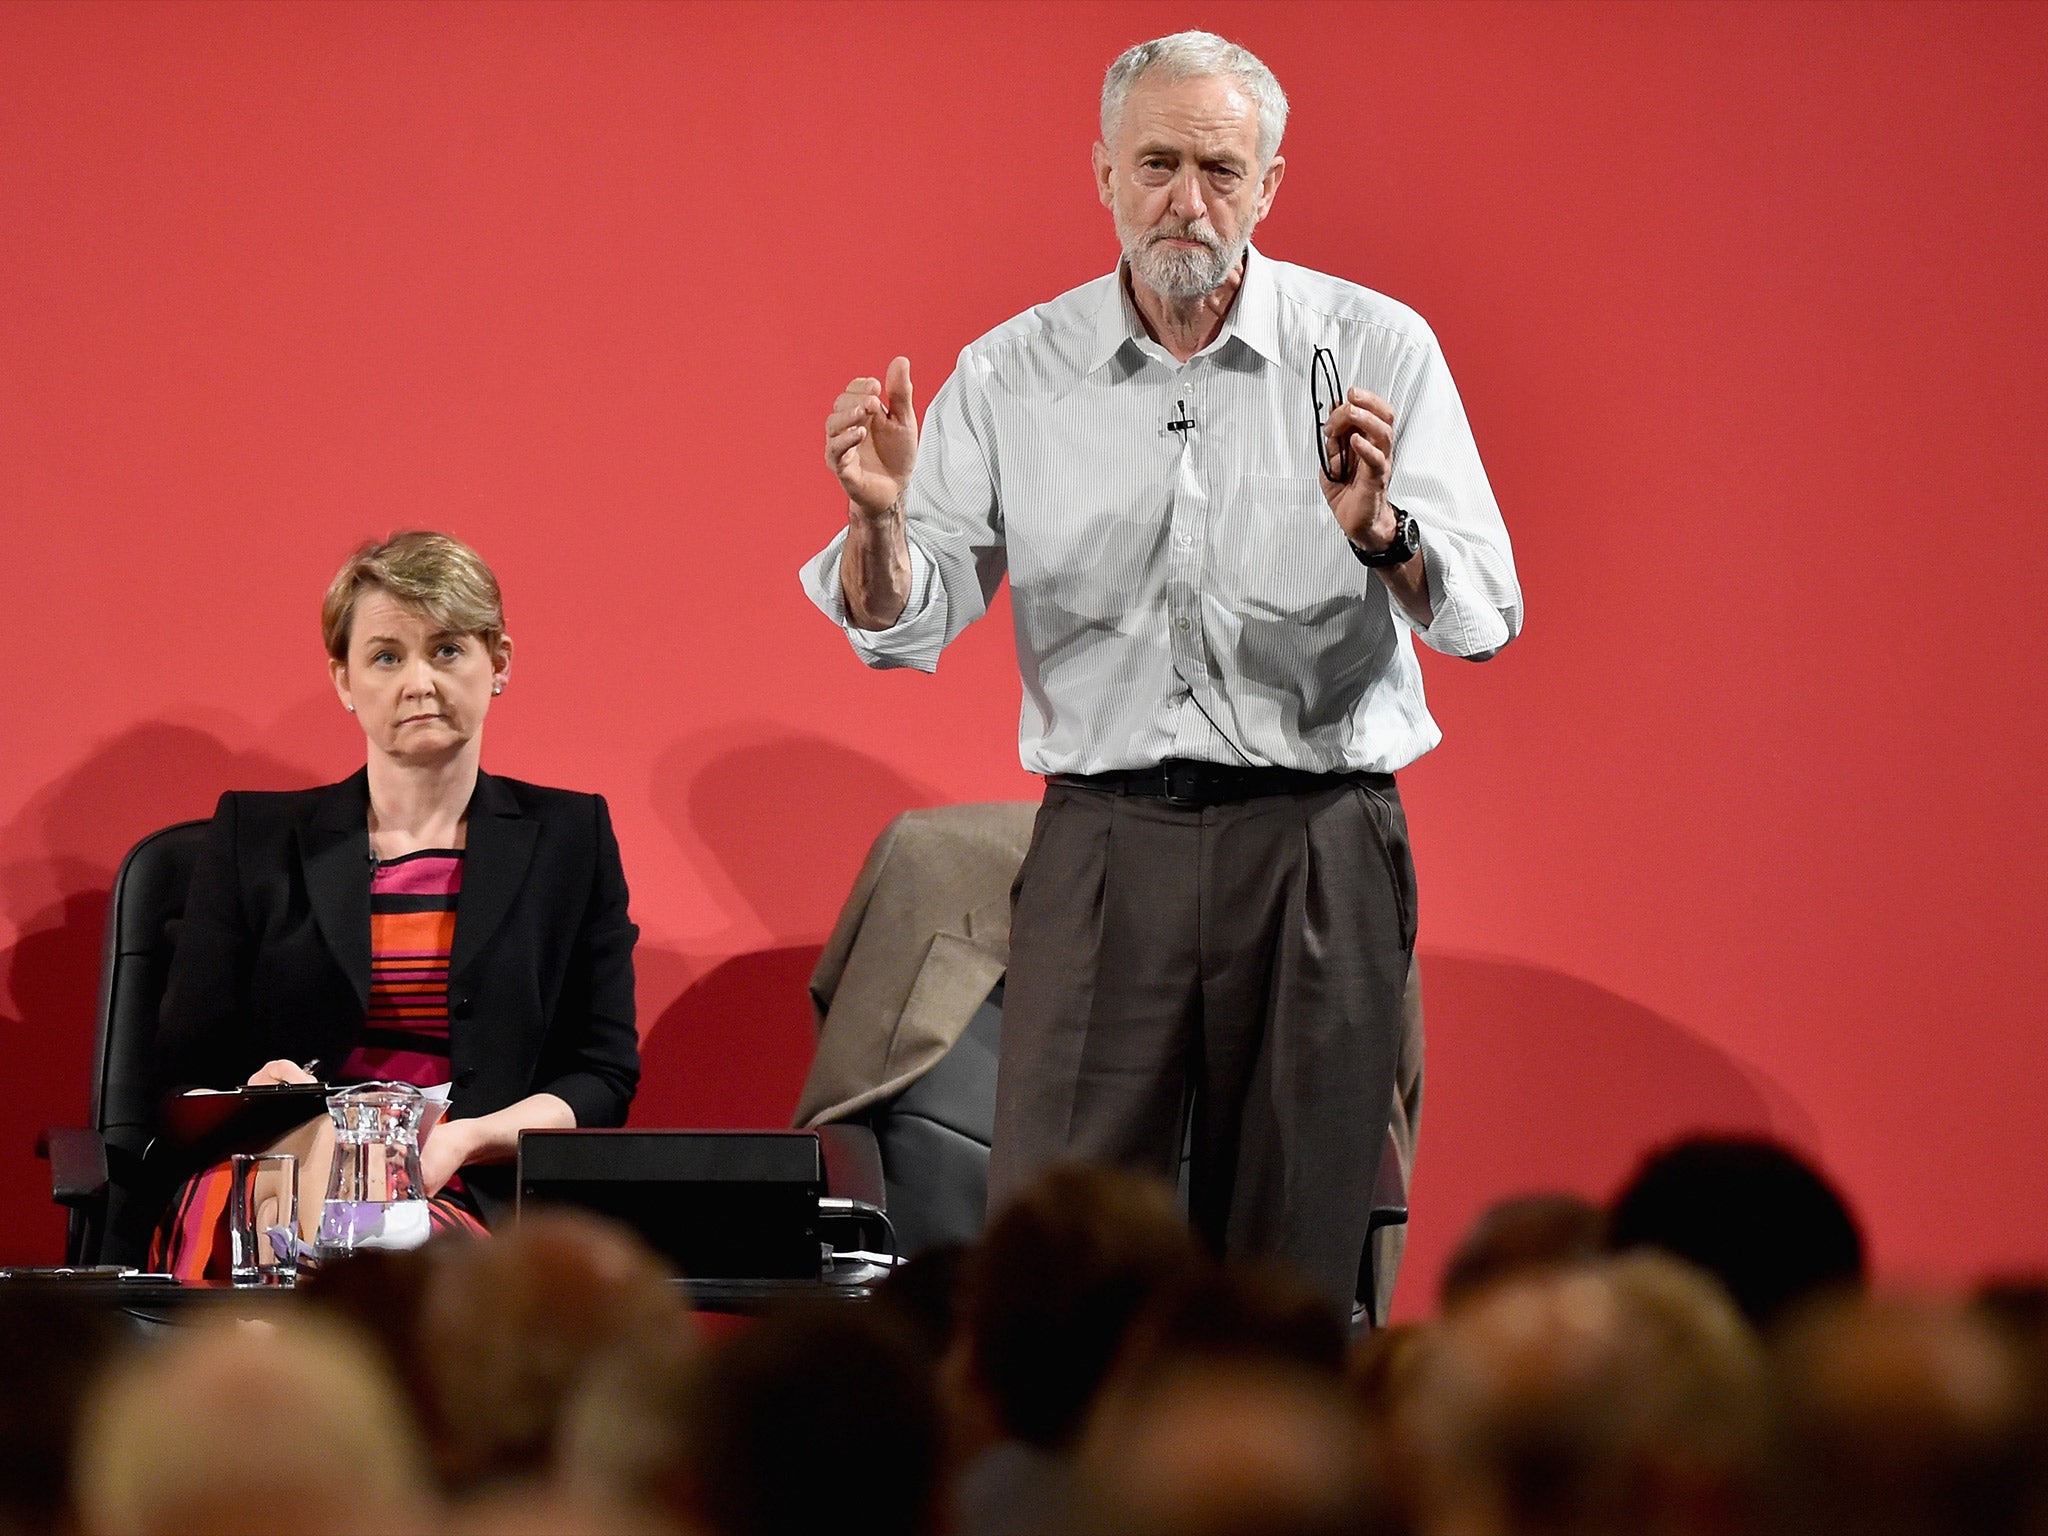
[1121,213,1254,300]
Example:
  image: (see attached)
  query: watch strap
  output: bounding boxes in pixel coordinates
[1350,508,1420,568]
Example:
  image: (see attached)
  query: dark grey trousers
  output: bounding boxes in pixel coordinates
[987,778,1418,1309]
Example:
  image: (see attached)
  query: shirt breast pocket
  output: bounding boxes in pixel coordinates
[1228,473,1360,620]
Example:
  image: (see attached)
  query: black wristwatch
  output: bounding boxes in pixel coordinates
[1350,506,1421,568]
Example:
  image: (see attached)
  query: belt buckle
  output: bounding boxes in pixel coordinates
[1163,762,1204,807]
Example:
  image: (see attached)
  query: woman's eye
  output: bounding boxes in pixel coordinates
[437,644,463,660]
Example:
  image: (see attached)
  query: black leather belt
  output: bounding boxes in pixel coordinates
[1047,760,1393,808]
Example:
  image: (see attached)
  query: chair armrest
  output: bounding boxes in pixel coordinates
[1367,1122,1408,1233]
[817,1123,887,1209]
[37,1127,109,1207]
[1366,1204,1409,1236]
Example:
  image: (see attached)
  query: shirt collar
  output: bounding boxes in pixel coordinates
[1087,243,1282,374]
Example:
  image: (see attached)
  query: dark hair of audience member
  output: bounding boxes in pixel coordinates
[418,1208,693,1496]
[1971,1275,2048,1361]
[296,1243,442,1436]
[959,1161,1208,1450]
[675,1302,944,1536]
[0,1291,120,1535]
[1608,1135,1864,1330]
[1077,1357,1386,1536]
[1111,1261,1350,1396]
[1401,1252,1767,1536]
[1764,1294,2046,1536]
[873,1240,970,1358]
[1347,1322,1431,1443]
[1438,1192,1608,1309]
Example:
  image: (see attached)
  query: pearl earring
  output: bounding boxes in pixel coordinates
[345,704,356,713]
[492,683,504,695]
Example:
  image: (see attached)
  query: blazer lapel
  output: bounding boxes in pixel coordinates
[451,769,537,984]
[299,770,374,1011]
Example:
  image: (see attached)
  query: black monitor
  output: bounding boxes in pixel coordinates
[515,1129,823,1280]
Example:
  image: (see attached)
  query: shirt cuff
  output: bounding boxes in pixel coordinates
[799,532,948,672]
[1395,524,1512,660]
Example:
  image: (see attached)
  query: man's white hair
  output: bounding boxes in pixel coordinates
[1100,31,1290,167]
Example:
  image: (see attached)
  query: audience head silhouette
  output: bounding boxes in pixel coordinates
[1609,1134,1865,1329]
[959,1161,1207,1450]
[1765,1294,2044,1536]
[1440,1191,1609,1309]
[1403,1252,1766,1536]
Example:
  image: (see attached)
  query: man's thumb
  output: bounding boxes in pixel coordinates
[886,355,915,423]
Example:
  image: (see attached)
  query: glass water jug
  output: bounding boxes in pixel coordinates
[317,1083,432,1258]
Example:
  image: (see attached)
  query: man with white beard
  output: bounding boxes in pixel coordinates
[802,31,1520,1316]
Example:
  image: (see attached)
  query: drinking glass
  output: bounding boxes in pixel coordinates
[229,1152,298,1287]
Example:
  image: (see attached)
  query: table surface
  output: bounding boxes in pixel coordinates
[0,1259,887,1319]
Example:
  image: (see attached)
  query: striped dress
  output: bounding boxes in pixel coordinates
[150,849,487,1279]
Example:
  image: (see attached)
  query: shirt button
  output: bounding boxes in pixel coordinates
[1177,618,1191,631]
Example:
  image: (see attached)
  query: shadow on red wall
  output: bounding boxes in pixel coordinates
[0,723,319,1263]
[648,726,941,952]
[631,729,940,1131]
[1390,952,1819,1321]
[630,945,823,1130]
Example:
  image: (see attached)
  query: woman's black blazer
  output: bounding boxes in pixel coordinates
[155,767,641,1182]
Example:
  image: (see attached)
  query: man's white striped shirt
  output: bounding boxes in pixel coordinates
[801,246,1521,776]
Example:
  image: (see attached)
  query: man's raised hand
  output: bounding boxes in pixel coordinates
[825,356,917,517]
[1320,387,1397,550]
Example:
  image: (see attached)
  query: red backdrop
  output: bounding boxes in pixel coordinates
[2,1,2043,1317]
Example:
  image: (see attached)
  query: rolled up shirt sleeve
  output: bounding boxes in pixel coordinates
[1383,325,1523,661]
[800,534,947,671]
[799,348,1009,675]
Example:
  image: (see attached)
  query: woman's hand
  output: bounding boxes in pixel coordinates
[417,1093,575,1196]
[246,1059,317,1086]
[421,1117,481,1196]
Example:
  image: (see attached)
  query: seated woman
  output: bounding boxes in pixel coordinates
[151,532,639,1277]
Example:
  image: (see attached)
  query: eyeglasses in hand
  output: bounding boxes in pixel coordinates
[1311,347,1352,483]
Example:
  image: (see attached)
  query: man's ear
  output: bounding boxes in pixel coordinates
[1255,153,1286,222]
[1092,140,1116,210]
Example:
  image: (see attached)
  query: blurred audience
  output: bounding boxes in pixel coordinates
[1608,1134,1865,1330]
[1764,1293,2045,1536]
[1077,1262,1381,1536]
[947,1161,1208,1536]
[418,1209,693,1497]
[872,1239,970,1359]
[673,1303,942,1536]
[1439,1192,1608,1309]
[296,1244,441,1436]
[20,1136,2048,1536]
[1109,1261,1350,1394]
[0,1292,119,1536]
[1078,1358,1386,1536]
[71,1314,432,1536]
[1399,1252,1766,1536]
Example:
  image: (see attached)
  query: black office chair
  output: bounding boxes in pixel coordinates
[38,819,208,1266]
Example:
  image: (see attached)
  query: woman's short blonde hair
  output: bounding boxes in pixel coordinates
[321,531,505,662]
